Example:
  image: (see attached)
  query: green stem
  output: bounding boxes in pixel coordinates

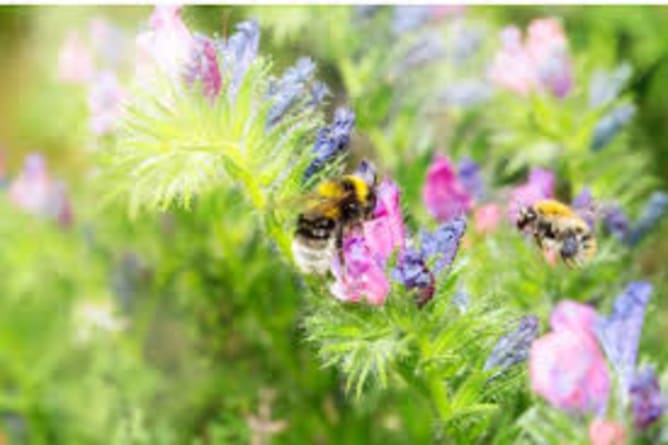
[427,370,451,422]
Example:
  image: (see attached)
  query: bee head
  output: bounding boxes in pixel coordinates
[517,206,537,230]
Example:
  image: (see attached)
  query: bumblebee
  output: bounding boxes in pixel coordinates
[516,199,597,268]
[292,165,377,275]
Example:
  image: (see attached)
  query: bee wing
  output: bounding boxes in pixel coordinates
[267,193,336,215]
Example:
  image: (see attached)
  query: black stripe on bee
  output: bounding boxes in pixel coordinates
[296,215,337,240]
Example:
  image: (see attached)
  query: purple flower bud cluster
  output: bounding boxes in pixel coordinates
[484,315,539,372]
[590,104,636,152]
[458,157,485,201]
[629,366,665,430]
[419,216,467,273]
[629,191,668,246]
[302,108,356,183]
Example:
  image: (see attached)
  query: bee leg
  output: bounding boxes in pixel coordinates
[335,223,345,266]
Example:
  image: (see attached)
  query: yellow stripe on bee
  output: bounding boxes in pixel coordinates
[533,199,577,218]
[316,180,346,199]
[343,175,371,206]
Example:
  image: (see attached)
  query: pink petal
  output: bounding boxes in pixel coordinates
[57,31,94,84]
[474,203,501,234]
[588,419,626,445]
[423,155,473,223]
[550,300,598,334]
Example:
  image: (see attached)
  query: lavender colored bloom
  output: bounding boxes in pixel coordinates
[219,19,259,96]
[595,281,652,390]
[458,157,484,201]
[185,34,222,100]
[302,107,356,182]
[420,216,467,273]
[590,104,636,151]
[451,21,483,64]
[572,187,596,229]
[629,366,665,429]
[391,249,435,307]
[392,6,430,35]
[589,63,633,109]
[391,33,446,79]
[308,81,330,109]
[603,204,630,241]
[266,57,317,127]
[629,191,668,245]
[484,315,539,372]
[440,79,492,108]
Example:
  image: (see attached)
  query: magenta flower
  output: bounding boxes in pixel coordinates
[185,35,222,100]
[529,300,610,414]
[489,18,572,98]
[363,179,406,264]
[330,236,390,306]
[507,167,555,222]
[88,71,126,136]
[135,5,194,84]
[57,31,94,84]
[588,419,627,445]
[423,155,473,223]
[329,177,405,306]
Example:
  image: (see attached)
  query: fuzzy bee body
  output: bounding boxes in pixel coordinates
[292,170,377,275]
[517,199,597,268]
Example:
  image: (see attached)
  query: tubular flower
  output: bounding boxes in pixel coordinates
[423,155,473,223]
[420,216,467,273]
[603,204,630,241]
[489,18,572,98]
[184,34,222,100]
[302,108,356,183]
[484,315,539,373]
[571,187,596,229]
[507,167,555,222]
[391,249,435,308]
[8,154,73,226]
[590,104,636,152]
[458,157,484,201]
[595,281,652,390]
[218,19,259,96]
[629,366,665,430]
[329,176,405,306]
[628,191,668,245]
[330,236,390,306]
[529,301,610,414]
[588,419,627,445]
[135,4,194,85]
[88,71,126,136]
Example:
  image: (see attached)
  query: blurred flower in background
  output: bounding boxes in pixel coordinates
[629,366,665,429]
[489,18,572,98]
[588,419,627,445]
[507,167,555,222]
[57,31,94,84]
[88,71,126,136]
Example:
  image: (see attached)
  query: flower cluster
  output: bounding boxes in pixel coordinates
[423,155,473,222]
[489,18,572,98]
[529,282,665,432]
[302,107,355,183]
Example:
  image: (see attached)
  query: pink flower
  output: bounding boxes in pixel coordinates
[507,167,555,222]
[529,301,610,414]
[489,18,572,98]
[329,178,406,306]
[57,31,94,84]
[8,154,72,226]
[330,236,390,306]
[363,179,406,264]
[474,203,501,234]
[135,5,194,84]
[423,155,473,222]
[550,300,598,334]
[588,419,626,445]
[88,71,126,136]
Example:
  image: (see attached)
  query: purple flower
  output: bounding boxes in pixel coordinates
[392,6,431,35]
[589,63,633,109]
[302,107,356,183]
[266,57,320,128]
[590,104,636,152]
[595,281,652,390]
[603,204,630,241]
[484,315,539,372]
[423,155,473,222]
[363,179,406,265]
[218,19,260,96]
[391,249,435,307]
[185,34,222,100]
[440,79,492,108]
[88,71,126,136]
[458,157,484,201]
[572,187,596,229]
[390,33,446,79]
[629,191,668,245]
[629,366,665,430]
[507,167,555,222]
[420,216,467,273]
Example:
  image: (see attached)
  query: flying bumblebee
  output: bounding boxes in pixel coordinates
[292,163,377,275]
[516,199,597,268]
